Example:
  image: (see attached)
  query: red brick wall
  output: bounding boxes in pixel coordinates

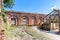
[0,30,5,40]
[5,11,46,26]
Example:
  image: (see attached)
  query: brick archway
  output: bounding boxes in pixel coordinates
[10,15,18,25]
[21,16,29,25]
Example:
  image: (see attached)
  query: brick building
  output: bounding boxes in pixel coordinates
[5,11,46,26]
[0,0,46,26]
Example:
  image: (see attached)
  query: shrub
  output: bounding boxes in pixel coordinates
[38,22,50,31]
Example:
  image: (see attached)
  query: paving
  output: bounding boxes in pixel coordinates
[40,29,59,35]
[32,27,60,40]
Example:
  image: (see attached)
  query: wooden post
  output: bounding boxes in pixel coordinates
[58,11,60,34]
[49,16,51,31]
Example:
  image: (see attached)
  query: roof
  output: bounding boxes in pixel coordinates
[5,10,47,15]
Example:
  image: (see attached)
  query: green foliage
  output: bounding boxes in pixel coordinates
[3,0,14,8]
[2,13,7,23]
[1,4,12,39]
[1,0,14,31]
[38,22,50,31]
[1,0,14,39]
[1,4,7,23]
[4,23,12,31]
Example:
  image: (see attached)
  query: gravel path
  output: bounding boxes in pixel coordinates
[7,26,60,40]
[32,27,60,40]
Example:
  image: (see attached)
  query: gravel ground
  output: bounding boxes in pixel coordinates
[32,27,60,40]
[7,26,60,40]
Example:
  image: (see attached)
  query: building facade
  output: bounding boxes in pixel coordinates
[43,9,60,30]
[0,0,46,26]
[5,11,46,26]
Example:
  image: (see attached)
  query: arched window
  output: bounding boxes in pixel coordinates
[11,18,16,25]
[22,16,28,25]
[11,16,17,25]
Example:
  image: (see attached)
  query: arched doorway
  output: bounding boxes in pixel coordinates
[21,16,28,25]
[11,16,17,25]
[11,18,16,25]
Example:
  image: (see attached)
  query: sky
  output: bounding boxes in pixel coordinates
[6,0,60,14]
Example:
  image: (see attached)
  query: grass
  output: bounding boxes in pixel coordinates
[23,26,40,39]
[7,26,41,40]
[2,25,54,40]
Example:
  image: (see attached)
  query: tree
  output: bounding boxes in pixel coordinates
[1,0,14,23]
[1,0,14,40]
[1,0,14,29]
[3,0,14,8]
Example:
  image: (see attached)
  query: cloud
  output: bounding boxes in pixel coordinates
[50,6,59,10]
